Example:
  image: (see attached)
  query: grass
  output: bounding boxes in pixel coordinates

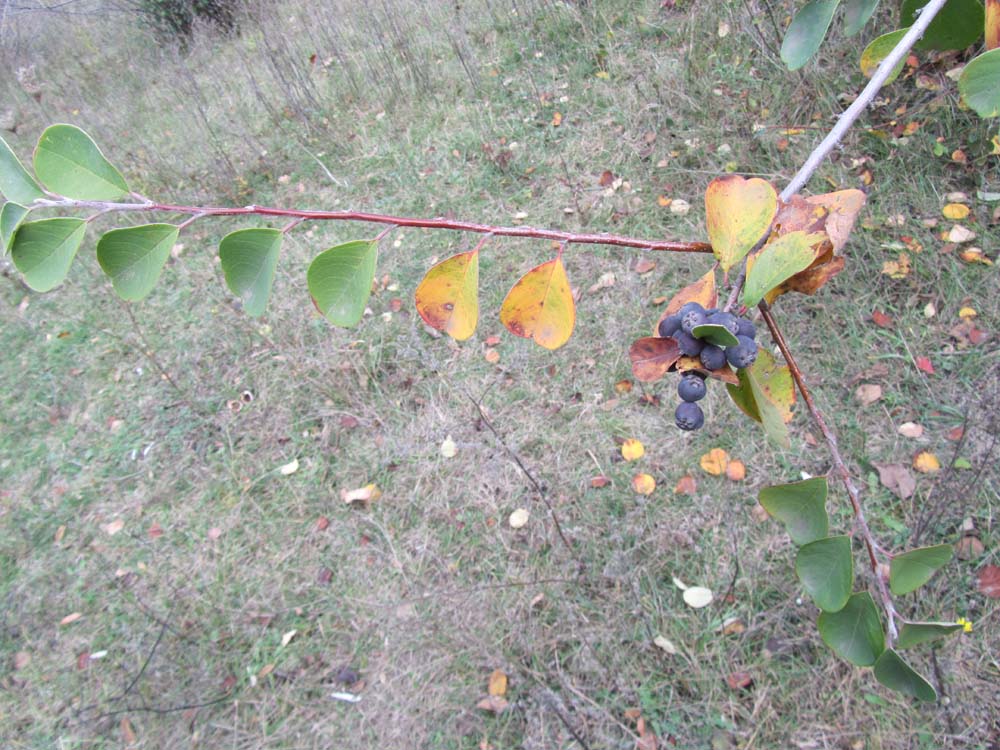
[1,0,999,747]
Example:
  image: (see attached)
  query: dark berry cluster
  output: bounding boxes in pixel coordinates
[657,301,759,431]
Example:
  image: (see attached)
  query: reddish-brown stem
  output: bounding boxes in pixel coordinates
[39,197,713,255]
[759,301,898,642]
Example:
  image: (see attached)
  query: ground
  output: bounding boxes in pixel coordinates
[1,1,998,748]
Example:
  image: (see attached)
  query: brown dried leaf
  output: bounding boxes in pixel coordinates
[976,565,1000,598]
[590,475,611,488]
[855,383,882,406]
[476,695,510,713]
[872,462,916,500]
[630,336,681,383]
[674,474,697,495]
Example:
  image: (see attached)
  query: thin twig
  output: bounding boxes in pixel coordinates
[32,196,712,254]
[759,301,898,642]
[467,393,582,567]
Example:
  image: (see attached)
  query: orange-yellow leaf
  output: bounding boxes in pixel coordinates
[942,203,971,220]
[654,269,717,334]
[414,250,479,340]
[488,668,508,696]
[674,474,697,494]
[500,257,575,350]
[700,448,730,476]
[913,451,941,473]
[804,190,866,254]
[630,336,681,382]
[726,459,746,481]
[705,175,778,272]
[632,473,656,495]
[674,355,740,385]
[988,0,999,49]
[621,438,645,461]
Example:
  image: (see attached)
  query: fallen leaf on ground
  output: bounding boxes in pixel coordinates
[913,451,941,473]
[956,535,984,559]
[942,203,970,220]
[60,612,83,626]
[615,379,633,394]
[103,519,124,536]
[484,348,500,364]
[674,474,697,494]
[634,258,656,274]
[207,526,223,540]
[726,671,754,690]
[915,356,935,375]
[13,651,30,670]
[120,718,138,745]
[148,522,163,539]
[632,473,656,495]
[958,306,976,319]
[636,716,659,750]
[508,508,530,528]
[315,516,330,531]
[700,448,729,476]
[722,617,746,635]
[873,462,916,499]
[588,272,616,293]
[621,439,645,461]
[977,565,1000,598]
[341,484,381,505]
[897,422,924,438]
[488,669,508,696]
[476,695,509,713]
[946,426,964,441]
[653,635,677,654]
[683,586,714,608]
[279,458,299,475]
[946,225,976,243]
[725,459,746,481]
[855,384,882,406]
[591,475,611,488]
[281,630,297,647]
[440,435,457,458]
[882,253,911,278]
[958,247,992,265]
[871,310,894,328]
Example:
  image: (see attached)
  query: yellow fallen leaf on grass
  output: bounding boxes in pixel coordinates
[279,458,299,475]
[621,438,645,461]
[942,203,970,220]
[699,448,729,476]
[913,451,941,473]
[440,435,457,458]
[882,253,911,278]
[488,669,508,696]
[632,473,656,495]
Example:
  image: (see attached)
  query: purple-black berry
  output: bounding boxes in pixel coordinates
[675,401,705,431]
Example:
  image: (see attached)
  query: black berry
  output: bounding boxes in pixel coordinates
[678,373,707,402]
[681,308,708,334]
[677,301,704,318]
[707,311,740,335]
[736,317,756,339]
[675,401,705,431]
[726,335,758,369]
[675,331,704,357]
[658,314,681,338]
[700,343,726,371]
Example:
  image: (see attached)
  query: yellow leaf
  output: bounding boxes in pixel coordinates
[500,257,575,350]
[942,203,971,220]
[487,669,508,696]
[881,252,911,278]
[595,70,610,79]
[621,438,645,461]
[551,111,562,127]
[700,448,730,476]
[440,435,457,458]
[913,451,941,473]
[958,306,977,319]
[414,250,480,341]
[632,473,656,495]
[704,175,778,272]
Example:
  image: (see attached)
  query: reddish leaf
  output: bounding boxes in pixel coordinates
[590,475,611,488]
[315,516,330,531]
[915,356,935,374]
[726,671,754,690]
[674,474,697,495]
[147,522,164,539]
[871,310,894,328]
[500,257,575,350]
[977,565,1000,598]
[946,426,965,441]
[630,337,681,382]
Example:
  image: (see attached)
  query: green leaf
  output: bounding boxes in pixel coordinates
[219,227,282,317]
[796,535,853,612]
[1,202,30,254]
[691,323,739,347]
[860,28,910,84]
[0,135,45,205]
[307,239,378,327]
[33,124,128,200]
[781,0,840,70]
[817,592,885,666]
[10,217,86,292]
[841,0,880,35]
[896,621,963,649]
[959,49,1000,118]
[759,477,829,546]
[96,224,179,301]
[901,0,984,51]
[873,649,937,702]
[725,348,795,448]
[889,544,952,595]
[743,231,825,307]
